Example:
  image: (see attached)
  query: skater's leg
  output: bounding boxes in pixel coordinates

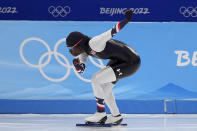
[91,66,120,115]
[85,67,115,123]
[90,66,122,124]
[102,83,120,116]
[86,66,125,124]
[91,66,117,112]
[85,92,106,123]
[96,97,105,112]
[85,81,106,123]
[91,66,115,98]
[92,66,116,84]
[102,83,123,124]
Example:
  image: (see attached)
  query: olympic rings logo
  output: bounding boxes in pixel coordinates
[179,6,197,17]
[48,6,71,17]
[19,37,105,83]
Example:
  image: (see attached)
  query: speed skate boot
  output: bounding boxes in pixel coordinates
[105,114,123,124]
[85,112,107,124]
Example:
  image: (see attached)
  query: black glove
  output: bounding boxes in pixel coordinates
[73,58,85,73]
[125,10,133,21]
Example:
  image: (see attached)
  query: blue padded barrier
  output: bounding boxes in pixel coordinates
[0,99,197,114]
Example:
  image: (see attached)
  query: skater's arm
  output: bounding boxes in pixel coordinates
[73,52,88,73]
[111,9,132,37]
[89,10,132,52]
[78,52,88,64]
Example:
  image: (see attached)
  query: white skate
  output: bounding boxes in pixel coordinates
[105,114,123,124]
[85,112,107,124]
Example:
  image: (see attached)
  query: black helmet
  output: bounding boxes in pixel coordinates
[66,31,89,48]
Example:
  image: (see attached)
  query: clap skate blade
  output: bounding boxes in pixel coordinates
[76,117,127,127]
[113,118,123,125]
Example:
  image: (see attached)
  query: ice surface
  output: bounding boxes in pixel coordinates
[0,114,197,131]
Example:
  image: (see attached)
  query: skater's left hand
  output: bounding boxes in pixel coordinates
[125,9,132,21]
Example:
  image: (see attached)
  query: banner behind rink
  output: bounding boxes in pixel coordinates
[0,21,197,100]
[0,0,197,21]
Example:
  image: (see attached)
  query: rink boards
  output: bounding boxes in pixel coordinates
[0,99,197,114]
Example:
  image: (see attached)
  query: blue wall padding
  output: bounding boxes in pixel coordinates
[164,100,177,114]
[1,99,196,114]
[175,100,197,114]
[118,100,164,114]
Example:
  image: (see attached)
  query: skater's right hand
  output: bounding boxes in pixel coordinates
[73,58,80,65]
[73,58,86,73]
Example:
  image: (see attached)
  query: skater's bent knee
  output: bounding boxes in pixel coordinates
[91,73,101,84]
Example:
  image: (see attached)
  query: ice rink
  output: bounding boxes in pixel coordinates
[0,114,197,131]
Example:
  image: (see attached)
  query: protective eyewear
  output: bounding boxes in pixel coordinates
[68,39,83,50]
